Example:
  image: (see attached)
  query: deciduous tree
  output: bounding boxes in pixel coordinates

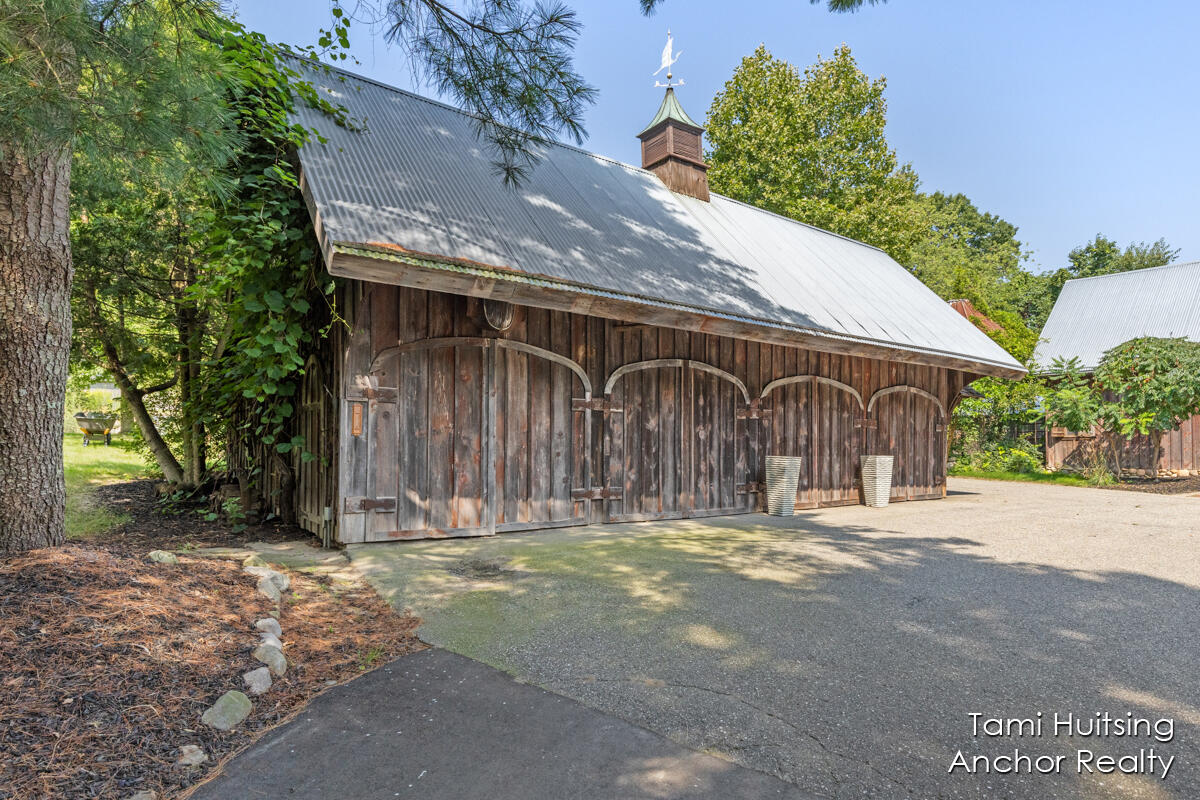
[1093,337,1200,479]
[705,45,925,263]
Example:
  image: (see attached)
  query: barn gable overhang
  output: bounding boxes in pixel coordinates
[289,63,1026,382]
[326,241,1026,379]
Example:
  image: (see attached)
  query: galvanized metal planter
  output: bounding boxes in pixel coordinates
[765,456,803,516]
[860,455,894,508]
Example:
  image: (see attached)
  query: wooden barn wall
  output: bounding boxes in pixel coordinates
[337,283,970,543]
[1047,414,1200,475]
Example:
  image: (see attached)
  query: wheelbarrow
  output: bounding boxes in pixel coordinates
[75,412,117,446]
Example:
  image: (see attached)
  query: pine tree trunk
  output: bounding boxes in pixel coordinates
[0,147,73,553]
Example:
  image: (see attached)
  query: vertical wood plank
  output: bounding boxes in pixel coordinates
[428,344,454,529]
[453,345,484,528]
[659,329,677,516]
[493,346,508,525]
[551,315,571,521]
[642,328,660,515]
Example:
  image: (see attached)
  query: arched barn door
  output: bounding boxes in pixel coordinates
[868,386,947,501]
[760,376,865,508]
[604,359,751,522]
[346,337,588,541]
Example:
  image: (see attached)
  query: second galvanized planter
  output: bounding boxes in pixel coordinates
[765,455,804,516]
[860,455,895,508]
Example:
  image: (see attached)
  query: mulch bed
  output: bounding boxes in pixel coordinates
[0,509,423,799]
[1102,475,1200,495]
[93,480,307,554]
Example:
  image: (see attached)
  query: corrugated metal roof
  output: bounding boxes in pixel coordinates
[289,63,1024,377]
[1035,260,1200,372]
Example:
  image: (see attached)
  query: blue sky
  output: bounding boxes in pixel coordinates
[235,0,1200,273]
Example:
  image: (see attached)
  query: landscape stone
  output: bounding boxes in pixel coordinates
[254,617,283,638]
[253,643,288,677]
[243,666,273,696]
[126,791,158,800]
[176,744,208,767]
[243,565,289,592]
[256,576,281,603]
[147,550,178,565]
[200,691,252,731]
[243,554,268,568]
[259,632,284,650]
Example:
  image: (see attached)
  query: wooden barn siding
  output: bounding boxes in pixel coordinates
[339,284,968,542]
[1047,413,1200,473]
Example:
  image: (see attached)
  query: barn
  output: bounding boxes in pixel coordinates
[281,65,1024,544]
[1036,260,1200,476]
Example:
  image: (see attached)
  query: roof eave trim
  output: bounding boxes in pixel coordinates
[328,243,1028,380]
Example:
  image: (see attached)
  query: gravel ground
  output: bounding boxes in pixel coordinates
[349,479,1200,800]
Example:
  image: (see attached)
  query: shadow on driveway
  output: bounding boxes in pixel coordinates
[347,483,1200,799]
[188,648,808,800]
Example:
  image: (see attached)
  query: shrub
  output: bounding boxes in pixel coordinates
[963,440,1044,474]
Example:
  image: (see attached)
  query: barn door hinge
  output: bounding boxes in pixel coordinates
[736,482,765,494]
[571,486,624,500]
[855,418,877,429]
[737,400,770,420]
[348,386,398,403]
[344,496,397,513]
[934,424,947,433]
[573,398,623,413]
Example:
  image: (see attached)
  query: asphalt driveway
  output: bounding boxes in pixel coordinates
[348,479,1200,799]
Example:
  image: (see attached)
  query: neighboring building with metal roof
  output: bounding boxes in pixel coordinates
[1036,260,1200,476]
[1035,260,1200,372]
[270,62,1027,544]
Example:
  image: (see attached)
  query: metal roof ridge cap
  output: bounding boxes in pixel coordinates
[333,241,1026,373]
[1058,258,1200,287]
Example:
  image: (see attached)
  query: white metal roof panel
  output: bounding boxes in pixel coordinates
[1035,260,1200,371]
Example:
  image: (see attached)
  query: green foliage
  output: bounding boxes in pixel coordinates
[189,22,349,485]
[959,440,1044,474]
[1094,337,1200,443]
[705,45,925,263]
[950,308,1045,460]
[947,467,1092,488]
[908,192,1030,314]
[1,1,237,182]
[1044,340,1200,479]
[1044,357,1101,435]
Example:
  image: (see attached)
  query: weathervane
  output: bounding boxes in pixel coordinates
[653,30,684,88]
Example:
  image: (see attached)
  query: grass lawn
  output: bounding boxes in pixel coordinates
[948,466,1094,487]
[63,432,151,540]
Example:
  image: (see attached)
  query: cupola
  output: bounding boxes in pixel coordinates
[639,32,709,201]
[638,88,710,201]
